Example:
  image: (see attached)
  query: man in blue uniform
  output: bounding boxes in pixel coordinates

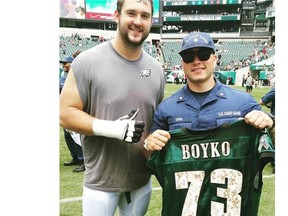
[144,32,275,215]
[144,32,274,148]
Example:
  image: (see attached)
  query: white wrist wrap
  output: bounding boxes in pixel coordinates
[92,119,128,140]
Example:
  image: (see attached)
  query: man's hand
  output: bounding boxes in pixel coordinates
[118,109,145,143]
[92,109,145,143]
[144,130,171,151]
[244,110,274,129]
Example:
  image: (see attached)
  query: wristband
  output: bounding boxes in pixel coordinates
[92,119,128,140]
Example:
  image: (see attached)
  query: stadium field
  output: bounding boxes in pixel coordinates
[60,84,275,216]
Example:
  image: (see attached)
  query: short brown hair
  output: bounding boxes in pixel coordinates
[116,0,154,16]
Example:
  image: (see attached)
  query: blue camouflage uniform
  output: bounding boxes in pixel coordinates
[151,79,261,132]
[59,72,68,93]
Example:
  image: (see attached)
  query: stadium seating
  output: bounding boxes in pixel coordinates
[159,40,275,71]
[59,35,99,61]
[59,34,275,74]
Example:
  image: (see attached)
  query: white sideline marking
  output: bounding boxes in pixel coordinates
[60,175,274,204]
[263,174,274,179]
[60,197,82,204]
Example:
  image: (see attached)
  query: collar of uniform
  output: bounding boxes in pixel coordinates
[176,79,227,102]
[215,79,228,99]
[216,90,226,98]
[176,85,189,102]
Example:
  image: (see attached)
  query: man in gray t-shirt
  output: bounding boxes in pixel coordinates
[59,0,166,215]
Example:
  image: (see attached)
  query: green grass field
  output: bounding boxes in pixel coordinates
[60,84,274,216]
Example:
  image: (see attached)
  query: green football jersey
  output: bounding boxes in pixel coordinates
[147,120,274,216]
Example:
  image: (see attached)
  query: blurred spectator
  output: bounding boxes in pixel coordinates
[59,53,85,172]
[245,73,253,93]
[259,86,275,173]
[242,74,246,87]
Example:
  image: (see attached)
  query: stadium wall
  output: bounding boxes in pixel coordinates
[160,32,271,41]
[59,27,161,41]
[60,27,270,43]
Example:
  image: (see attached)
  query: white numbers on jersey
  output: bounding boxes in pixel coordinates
[175,168,243,216]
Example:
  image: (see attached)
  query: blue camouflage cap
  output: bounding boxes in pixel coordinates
[179,32,215,54]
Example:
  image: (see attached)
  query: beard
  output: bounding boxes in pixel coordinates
[118,21,150,48]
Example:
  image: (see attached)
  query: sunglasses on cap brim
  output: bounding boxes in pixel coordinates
[180,48,215,63]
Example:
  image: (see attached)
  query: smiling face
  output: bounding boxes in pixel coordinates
[114,0,153,48]
[181,48,218,91]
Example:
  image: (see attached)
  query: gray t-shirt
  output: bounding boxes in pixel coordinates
[72,41,166,192]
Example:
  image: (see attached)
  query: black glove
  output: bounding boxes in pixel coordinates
[92,108,145,143]
[119,109,145,143]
